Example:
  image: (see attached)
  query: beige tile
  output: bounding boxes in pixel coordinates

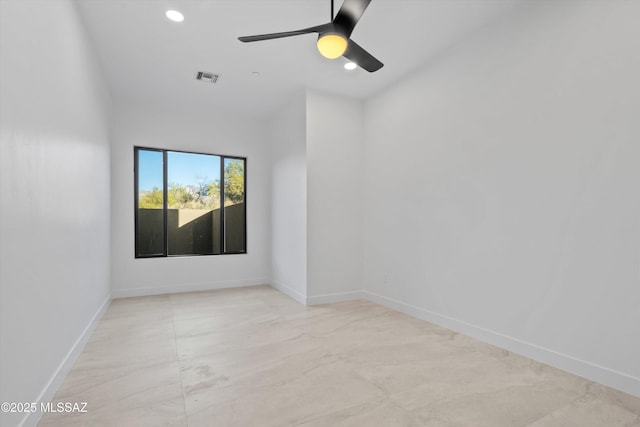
[174,319,305,359]
[171,305,281,339]
[39,399,187,427]
[186,359,385,426]
[286,300,393,337]
[169,287,266,320]
[298,399,424,427]
[180,346,340,415]
[39,361,186,426]
[409,384,586,426]
[589,382,640,416]
[37,286,640,427]
[52,323,178,398]
[528,394,639,427]
[103,294,172,321]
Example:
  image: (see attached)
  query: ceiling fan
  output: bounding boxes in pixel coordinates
[238,0,383,73]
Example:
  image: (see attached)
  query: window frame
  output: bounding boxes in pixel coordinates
[134,146,247,258]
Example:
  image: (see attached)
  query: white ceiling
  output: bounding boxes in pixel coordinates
[76,0,521,118]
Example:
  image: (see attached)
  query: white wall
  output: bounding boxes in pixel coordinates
[110,105,270,297]
[0,1,112,426]
[306,91,364,304]
[270,93,308,303]
[363,0,640,396]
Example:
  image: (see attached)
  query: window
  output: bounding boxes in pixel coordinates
[134,147,246,257]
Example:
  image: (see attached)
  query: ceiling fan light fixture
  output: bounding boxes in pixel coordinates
[238,0,383,72]
[317,33,348,59]
[344,62,357,70]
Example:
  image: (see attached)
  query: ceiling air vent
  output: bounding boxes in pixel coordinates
[196,71,220,84]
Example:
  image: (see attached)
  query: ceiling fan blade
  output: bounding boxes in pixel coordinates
[333,0,372,37]
[344,39,383,72]
[238,24,330,42]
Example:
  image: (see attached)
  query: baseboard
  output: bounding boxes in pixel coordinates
[20,296,111,427]
[269,281,306,305]
[306,290,365,306]
[111,278,269,299]
[364,290,640,398]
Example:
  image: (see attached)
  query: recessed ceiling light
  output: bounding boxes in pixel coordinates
[344,62,357,71]
[165,10,184,23]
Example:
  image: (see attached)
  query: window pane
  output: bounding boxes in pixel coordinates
[223,158,246,253]
[166,151,221,256]
[135,147,247,259]
[137,149,164,256]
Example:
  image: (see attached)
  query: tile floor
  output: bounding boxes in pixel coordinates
[39,285,640,426]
